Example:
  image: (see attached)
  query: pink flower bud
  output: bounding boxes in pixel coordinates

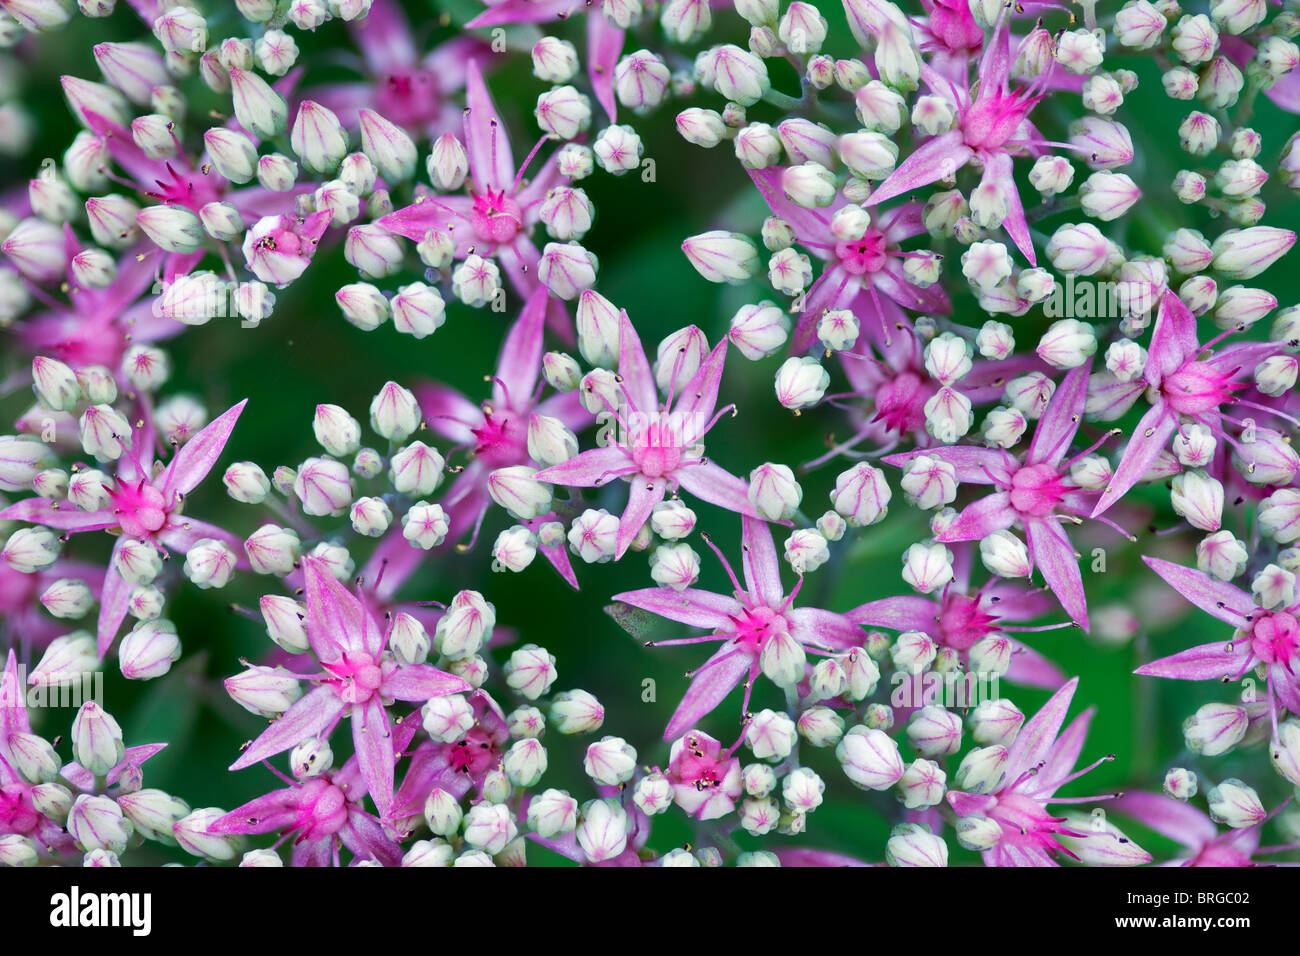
[2,217,65,282]
[391,281,446,339]
[119,619,182,680]
[225,664,301,717]
[336,281,390,330]
[369,381,420,441]
[538,241,598,299]
[676,107,726,147]
[345,223,404,279]
[698,44,770,105]
[535,86,592,140]
[260,594,309,653]
[837,725,903,789]
[565,507,617,562]
[293,456,353,516]
[244,523,301,575]
[683,230,760,283]
[402,500,449,549]
[290,99,347,175]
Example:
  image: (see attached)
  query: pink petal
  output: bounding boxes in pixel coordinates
[884,446,1014,485]
[533,445,637,488]
[348,0,416,73]
[1134,641,1249,681]
[1005,640,1067,689]
[617,308,657,412]
[1140,557,1256,626]
[786,607,864,651]
[382,663,471,702]
[0,498,115,532]
[678,339,728,442]
[208,787,299,835]
[741,515,783,607]
[587,12,622,122]
[463,58,515,193]
[1110,792,1218,850]
[674,460,762,519]
[1026,517,1088,630]
[1147,289,1199,384]
[935,491,1017,543]
[229,686,346,771]
[415,382,481,445]
[160,399,248,498]
[616,476,666,559]
[97,539,134,657]
[848,595,936,631]
[1090,402,1176,519]
[495,286,548,409]
[352,697,395,818]
[303,555,383,663]
[663,646,753,740]
[611,587,744,630]
[1005,676,1078,784]
[866,131,973,206]
[1028,363,1089,468]
[1,650,31,738]
[983,151,1035,265]
[1029,707,1093,798]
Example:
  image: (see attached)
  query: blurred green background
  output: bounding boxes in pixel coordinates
[2,0,1299,864]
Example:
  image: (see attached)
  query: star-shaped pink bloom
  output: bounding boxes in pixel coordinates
[0,399,248,654]
[228,557,471,819]
[613,516,863,739]
[534,310,760,559]
[884,363,1128,630]
[947,677,1151,866]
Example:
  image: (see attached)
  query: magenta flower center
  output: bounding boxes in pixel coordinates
[670,736,730,792]
[630,421,684,478]
[834,228,889,275]
[1008,463,1067,517]
[325,651,384,705]
[295,777,349,841]
[469,189,523,244]
[872,372,933,436]
[145,163,220,212]
[0,783,39,834]
[990,792,1074,853]
[473,408,526,469]
[1161,361,1236,415]
[112,480,170,539]
[731,604,786,655]
[1251,611,1299,666]
[938,592,998,650]
[443,725,499,779]
[960,91,1035,151]
[377,68,441,129]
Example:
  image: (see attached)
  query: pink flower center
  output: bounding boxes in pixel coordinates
[669,735,731,792]
[834,229,889,275]
[325,651,384,705]
[1008,463,1067,518]
[377,68,442,129]
[630,421,684,478]
[1251,611,1299,666]
[960,90,1036,151]
[1161,360,1237,416]
[938,592,998,650]
[473,408,526,469]
[731,604,786,655]
[872,371,934,436]
[469,189,523,244]
[989,792,1074,854]
[443,726,499,779]
[111,480,170,539]
[144,162,220,212]
[295,777,349,841]
[0,783,39,834]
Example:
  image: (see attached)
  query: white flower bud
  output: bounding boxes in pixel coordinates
[1207,779,1265,828]
[293,456,353,516]
[183,538,237,589]
[136,204,204,254]
[900,455,957,510]
[243,524,300,576]
[1038,319,1098,369]
[119,619,182,680]
[535,86,592,140]
[902,541,953,594]
[402,500,449,549]
[748,462,801,521]
[774,356,829,410]
[729,302,790,359]
[345,224,404,279]
[4,527,58,573]
[567,508,619,563]
[747,709,797,760]
[1171,469,1224,531]
[837,725,904,790]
